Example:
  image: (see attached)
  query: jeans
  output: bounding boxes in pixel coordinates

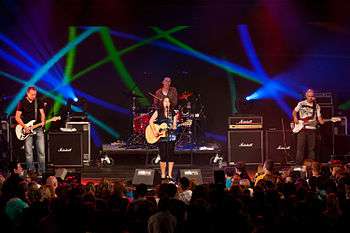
[296,129,316,164]
[24,128,45,173]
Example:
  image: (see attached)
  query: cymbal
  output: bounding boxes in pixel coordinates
[122,91,143,98]
[178,91,193,100]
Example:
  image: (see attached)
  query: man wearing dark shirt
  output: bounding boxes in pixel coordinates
[152,77,178,109]
[15,86,46,174]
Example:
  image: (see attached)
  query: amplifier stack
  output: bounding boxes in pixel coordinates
[228,115,264,164]
[227,113,350,164]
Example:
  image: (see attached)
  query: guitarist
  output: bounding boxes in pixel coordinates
[15,86,46,175]
[292,89,324,164]
[149,97,178,180]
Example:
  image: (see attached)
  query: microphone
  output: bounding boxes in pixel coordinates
[165,106,169,115]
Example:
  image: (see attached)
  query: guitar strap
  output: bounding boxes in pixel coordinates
[34,98,38,122]
[313,102,317,119]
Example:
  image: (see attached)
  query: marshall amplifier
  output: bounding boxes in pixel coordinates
[314,92,333,106]
[228,130,263,164]
[66,122,91,163]
[265,130,295,163]
[48,132,83,167]
[228,116,263,130]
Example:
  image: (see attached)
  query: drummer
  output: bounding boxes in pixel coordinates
[152,76,178,109]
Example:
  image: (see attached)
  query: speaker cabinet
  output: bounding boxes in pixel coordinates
[265,130,295,163]
[335,135,350,155]
[48,132,83,167]
[9,116,25,162]
[132,169,158,185]
[180,169,203,185]
[1,121,9,144]
[0,121,9,159]
[228,130,263,164]
[65,122,91,163]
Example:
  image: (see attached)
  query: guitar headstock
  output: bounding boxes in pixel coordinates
[331,117,342,122]
[52,116,61,121]
[181,120,192,126]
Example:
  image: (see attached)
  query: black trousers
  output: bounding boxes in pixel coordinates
[296,129,316,164]
[158,141,175,162]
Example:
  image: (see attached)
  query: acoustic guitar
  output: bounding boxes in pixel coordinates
[145,120,192,144]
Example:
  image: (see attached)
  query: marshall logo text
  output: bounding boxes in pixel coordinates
[239,142,254,147]
[237,119,253,124]
[276,145,291,150]
[58,148,72,152]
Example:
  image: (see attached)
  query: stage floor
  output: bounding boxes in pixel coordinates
[80,164,217,184]
[101,144,221,166]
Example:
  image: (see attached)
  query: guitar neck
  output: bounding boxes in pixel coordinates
[31,118,56,129]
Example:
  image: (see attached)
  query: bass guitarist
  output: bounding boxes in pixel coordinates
[149,97,178,180]
[292,89,324,164]
[15,86,46,175]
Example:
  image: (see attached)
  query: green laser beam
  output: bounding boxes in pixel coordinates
[99,27,150,106]
[69,26,188,83]
[48,26,78,129]
[71,56,111,82]
[151,27,260,84]
[339,101,350,110]
[48,26,189,98]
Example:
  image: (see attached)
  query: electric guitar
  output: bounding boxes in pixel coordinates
[291,117,341,134]
[145,120,192,144]
[16,116,61,140]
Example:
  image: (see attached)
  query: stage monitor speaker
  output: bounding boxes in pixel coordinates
[48,132,83,167]
[65,122,91,163]
[180,169,203,185]
[265,130,295,163]
[132,169,158,185]
[228,130,263,164]
[55,168,68,180]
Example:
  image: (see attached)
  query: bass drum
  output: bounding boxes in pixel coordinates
[133,113,151,134]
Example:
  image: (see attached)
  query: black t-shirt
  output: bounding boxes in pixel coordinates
[16,98,44,124]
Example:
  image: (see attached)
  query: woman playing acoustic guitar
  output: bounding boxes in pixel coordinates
[149,97,178,180]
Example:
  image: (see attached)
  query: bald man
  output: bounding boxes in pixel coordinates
[292,89,324,164]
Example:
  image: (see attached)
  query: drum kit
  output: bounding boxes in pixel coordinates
[128,90,204,147]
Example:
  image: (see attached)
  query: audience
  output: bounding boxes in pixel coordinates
[0,159,349,233]
[177,177,192,205]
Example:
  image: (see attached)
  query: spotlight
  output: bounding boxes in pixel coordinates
[73,97,79,102]
[245,96,251,101]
